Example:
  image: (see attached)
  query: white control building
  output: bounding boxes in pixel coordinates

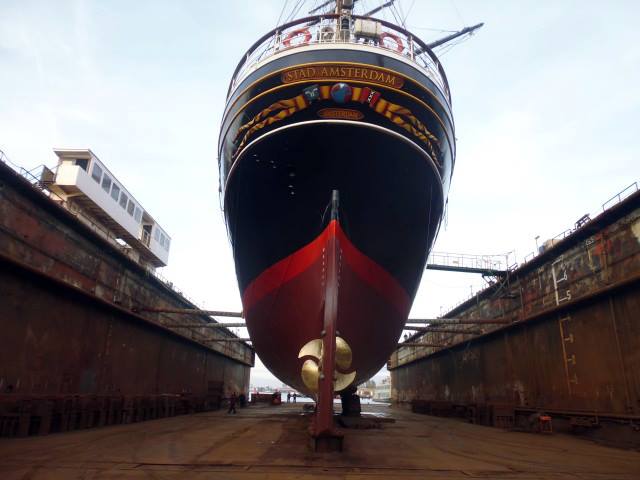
[50,149,170,268]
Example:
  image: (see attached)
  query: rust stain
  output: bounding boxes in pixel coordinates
[0,163,254,437]
[391,192,640,420]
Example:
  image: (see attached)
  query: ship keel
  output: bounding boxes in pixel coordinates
[312,190,343,451]
[242,203,411,397]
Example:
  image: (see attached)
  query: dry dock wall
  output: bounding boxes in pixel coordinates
[0,161,253,437]
[390,188,640,445]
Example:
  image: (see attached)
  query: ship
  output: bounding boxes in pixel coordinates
[218,1,480,397]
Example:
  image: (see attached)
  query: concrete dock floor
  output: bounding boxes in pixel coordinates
[1,403,639,479]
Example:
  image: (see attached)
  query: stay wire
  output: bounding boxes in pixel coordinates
[389,2,404,28]
[396,0,405,22]
[449,0,466,28]
[402,0,416,24]
[435,34,469,57]
[275,0,289,27]
[293,0,309,20]
[284,0,305,23]
[410,26,458,33]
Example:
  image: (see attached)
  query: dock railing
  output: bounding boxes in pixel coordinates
[517,181,640,268]
[227,14,451,103]
[602,182,638,211]
[427,251,508,275]
[0,154,122,248]
[433,180,639,316]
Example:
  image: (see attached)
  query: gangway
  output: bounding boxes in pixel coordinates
[426,251,509,277]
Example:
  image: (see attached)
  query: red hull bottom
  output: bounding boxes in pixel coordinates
[242,220,411,394]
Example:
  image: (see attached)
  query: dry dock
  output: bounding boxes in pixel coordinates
[0,403,639,479]
[391,185,640,448]
[2,152,639,470]
[0,159,253,437]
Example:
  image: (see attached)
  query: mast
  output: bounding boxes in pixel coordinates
[304,0,481,49]
[426,23,484,50]
[363,0,395,17]
[308,0,360,15]
[309,0,336,14]
[305,0,394,27]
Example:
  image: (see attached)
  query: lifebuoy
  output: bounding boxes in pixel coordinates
[379,31,404,54]
[283,28,312,48]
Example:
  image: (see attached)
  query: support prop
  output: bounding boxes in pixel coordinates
[340,385,361,417]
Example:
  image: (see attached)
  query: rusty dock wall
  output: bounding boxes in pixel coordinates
[389,188,640,445]
[0,161,254,437]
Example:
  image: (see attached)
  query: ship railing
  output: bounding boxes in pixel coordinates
[228,14,451,104]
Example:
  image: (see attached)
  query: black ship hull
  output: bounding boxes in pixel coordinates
[220,46,454,392]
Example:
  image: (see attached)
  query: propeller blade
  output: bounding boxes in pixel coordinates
[301,359,320,392]
[298,339,323,359]
[334,370,356,392]
[335,336,353,370]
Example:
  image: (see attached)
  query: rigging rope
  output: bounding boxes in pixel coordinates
[402,0,416,25]
[389,1,405,29]
[396,0,404,22]
[275,0,290,27]
[449,0,467,28]
[436,34,470,57]
[286,0,307,23]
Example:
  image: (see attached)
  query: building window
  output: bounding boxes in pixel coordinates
[153,228,159,241]
[75,159,88,171]
[119,192,128,209]
[159,233,165,247]
[101,174,112,193]
[91,164,102,183]
[111,183,120,201]
[134,206,142,223]
[164,237,170,250]
[127,199,135,216]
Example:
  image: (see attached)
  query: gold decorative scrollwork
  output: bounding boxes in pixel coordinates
[232,83,441,167]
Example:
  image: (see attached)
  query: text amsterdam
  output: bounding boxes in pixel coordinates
[281,64,404,88]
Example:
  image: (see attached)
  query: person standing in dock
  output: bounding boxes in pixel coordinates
[228,392,237,414]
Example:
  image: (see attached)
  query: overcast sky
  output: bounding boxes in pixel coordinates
[1,0,638,387]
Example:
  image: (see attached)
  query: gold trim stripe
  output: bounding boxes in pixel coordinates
[232,85,442,167]
[224,60,451,126]
[220,78,454,159]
